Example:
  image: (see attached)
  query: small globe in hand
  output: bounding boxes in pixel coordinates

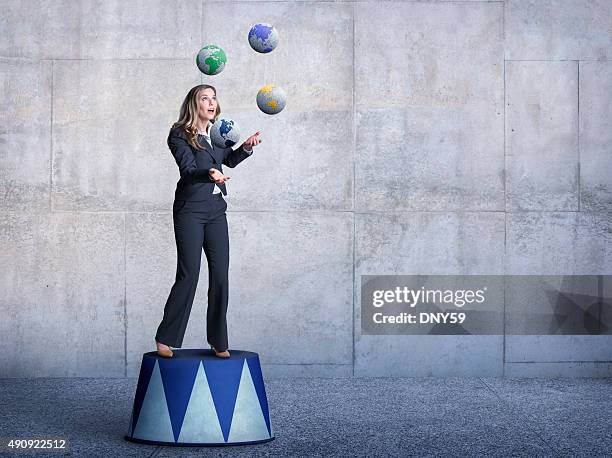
[196,44,227,75]
[210,118,240,148]
[248,23,279,53]
[256,84,286,115]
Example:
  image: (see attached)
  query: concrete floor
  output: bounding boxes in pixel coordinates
[0,377,610,457]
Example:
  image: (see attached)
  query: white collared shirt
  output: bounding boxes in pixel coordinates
[197,122,223,194]
[197,121,253,195]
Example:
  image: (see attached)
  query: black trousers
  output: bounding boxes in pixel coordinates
[155,194,230,350]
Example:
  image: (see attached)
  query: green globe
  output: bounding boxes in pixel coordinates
[196,44,226,75]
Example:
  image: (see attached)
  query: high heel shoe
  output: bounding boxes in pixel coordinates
[156,340,173,358]
[210,344,230,358]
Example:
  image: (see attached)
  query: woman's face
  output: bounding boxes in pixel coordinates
[196,88,217,124]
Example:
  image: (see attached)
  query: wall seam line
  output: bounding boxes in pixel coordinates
[50,60,54,212]
[577,60,581,212]
[351,1,357,378]
[502,0,507,378]
[124,213,127,378]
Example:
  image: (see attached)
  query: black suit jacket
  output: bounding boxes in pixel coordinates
[167,125,252,201]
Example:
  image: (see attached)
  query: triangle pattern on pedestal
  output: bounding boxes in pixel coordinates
[203,357,244,442]
[228,359,271,442]
[158,357,200,442]
[177,362,225,443]
[129,354,156,436]
[247,355,272,436]
[131,360,175,443]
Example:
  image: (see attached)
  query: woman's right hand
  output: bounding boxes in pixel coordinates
[209,168,230,184]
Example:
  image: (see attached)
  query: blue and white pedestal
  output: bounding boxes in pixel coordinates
[124,349,274,446]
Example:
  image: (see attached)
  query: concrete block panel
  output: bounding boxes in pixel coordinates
[506,61,579,211]
[355,1,503,106]
[580,61,612,211]
[355,211,505,276]
[507,336,612,363]
[231,0,503,2]
[52,59,200,211]
[354,212,505,376]
[506,212,612,275]
[125,211,211,376]
[505,0,612,61]
[201,1,352,111]
[209,109,353,211]
[0,211,125,377]
[506,213,612,369]
[226,211,353,366]
[505,361,612,377]
[0,0,202,59]
[126,210,353,375]
[0,59,52,210]
[355,107,504,212]
[355,2,504,211]
[261,363,352,379]
[355,335,503,377]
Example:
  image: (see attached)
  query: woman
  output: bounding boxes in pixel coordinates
[154,84,261,359]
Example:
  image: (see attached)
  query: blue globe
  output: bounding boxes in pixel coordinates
[210,118,240,148]
[248,23,279,53]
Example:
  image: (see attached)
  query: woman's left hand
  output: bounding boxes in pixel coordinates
[242,131,262,150]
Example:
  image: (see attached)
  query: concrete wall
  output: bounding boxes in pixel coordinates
[1,0,611,378]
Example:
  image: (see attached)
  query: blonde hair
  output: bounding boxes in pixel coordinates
[172,84,221,149]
